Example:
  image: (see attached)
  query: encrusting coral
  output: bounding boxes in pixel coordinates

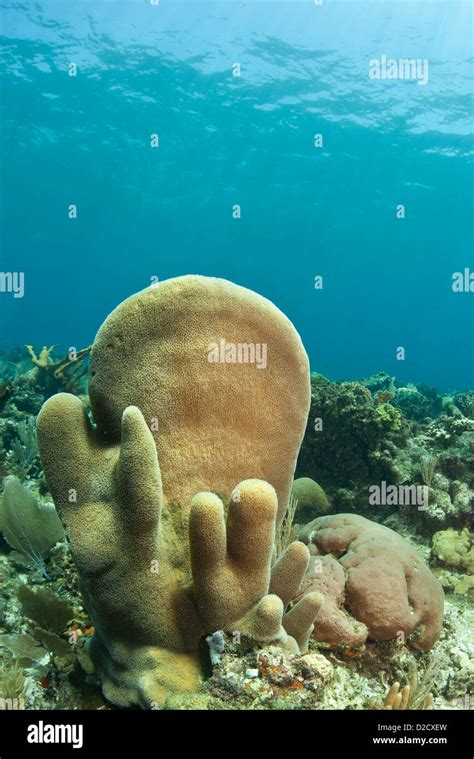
[37,275,321,707]
[431,527,474,596]
[297,514,444,651]
[431,527,473,574]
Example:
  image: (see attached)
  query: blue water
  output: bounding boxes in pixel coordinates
[1,0,473,390]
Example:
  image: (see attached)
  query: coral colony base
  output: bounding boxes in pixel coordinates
[0,276,472,710]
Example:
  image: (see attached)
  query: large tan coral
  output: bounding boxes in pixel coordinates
[297,514,444,651]
[37,275,318,707]
[87,275,310,523]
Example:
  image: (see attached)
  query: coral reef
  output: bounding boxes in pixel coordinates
[297,514,444,650]
[0,381,15,411]
[453,391,474,419]
[0,344,91,484]
[296,374,407,514]
[392,385,442,422]
[297,373,473,531]
[432,528,474,574]
[431,528,474,597]
[0,300,471,712]
[36,276,320,707]
[193,606,472,710]
[374,402,403,431]
[24,345,91,396]
[392,424,474,533]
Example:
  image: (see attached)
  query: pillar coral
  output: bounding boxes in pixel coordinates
[37,275,320,707]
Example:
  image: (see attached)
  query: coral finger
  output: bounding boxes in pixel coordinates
[283,592,324,653]
[37,393,95,511]
[118,406,163,529]
[237,594,285,642]
[189,492,226,581]
[226,479,277,571]
[269,541,310,607]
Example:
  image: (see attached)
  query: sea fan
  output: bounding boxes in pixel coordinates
[0,476,65,578]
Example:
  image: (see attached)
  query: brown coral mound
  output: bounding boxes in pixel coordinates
[294,555,368,647]
[297,514,444,651]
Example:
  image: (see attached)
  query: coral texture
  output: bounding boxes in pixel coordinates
[297,514,444,651]
[432,527,474,574]
[431,528,474,596]
[291,476,330,522]
[87,275,310,522]
[37,275,317,707]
